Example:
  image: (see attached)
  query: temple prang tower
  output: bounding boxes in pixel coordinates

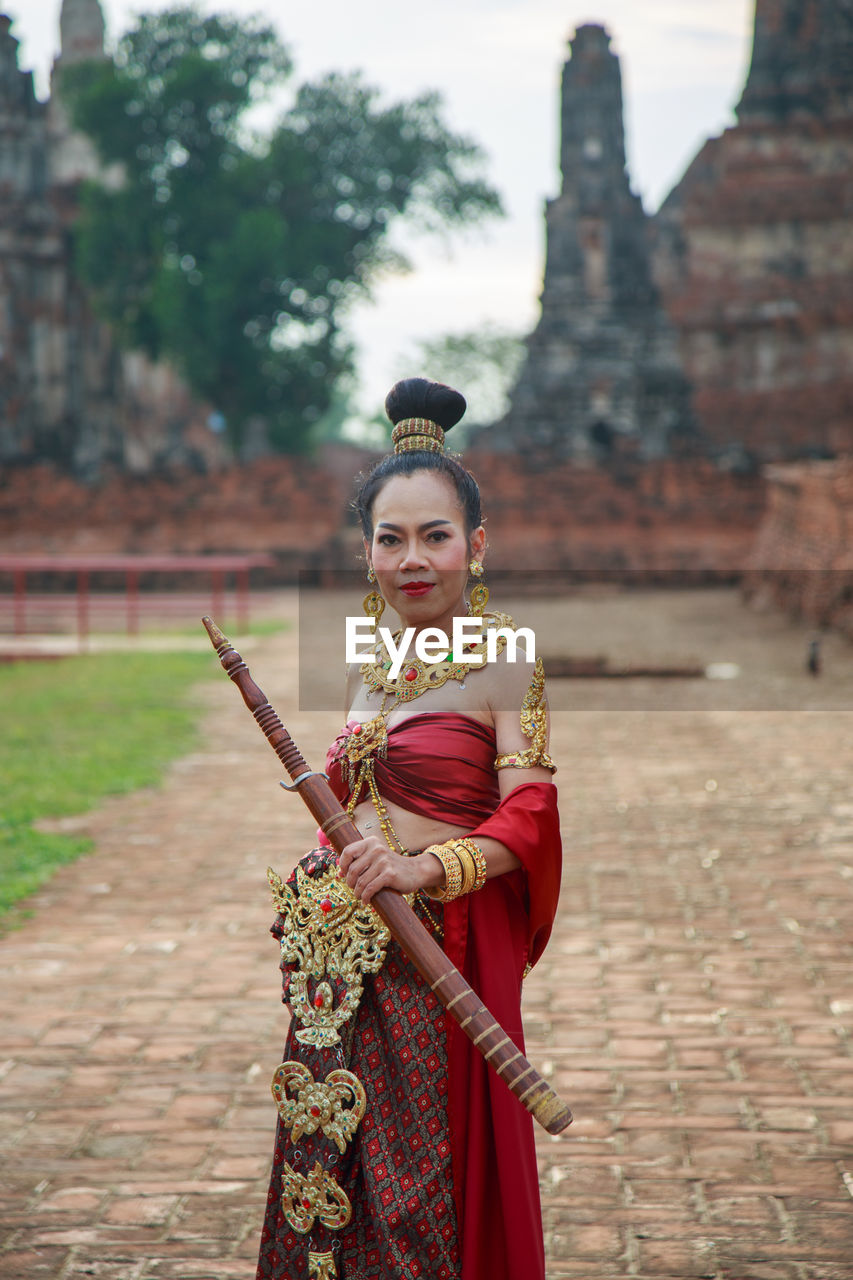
[0,2,125,474]
[737,0,853,123]
[498,24,692,462]
[0,2,218,478]
[58,0,106,64]
[652,0,853,463]
[48,0,110,187]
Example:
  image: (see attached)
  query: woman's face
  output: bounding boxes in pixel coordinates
[365,470,485,629]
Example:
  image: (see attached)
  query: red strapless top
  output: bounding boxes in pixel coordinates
[326,712,501,825]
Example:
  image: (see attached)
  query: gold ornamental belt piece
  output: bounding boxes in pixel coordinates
[271,1061,366,1154]
[268,863,390,1047]
[280,1159,352,1234]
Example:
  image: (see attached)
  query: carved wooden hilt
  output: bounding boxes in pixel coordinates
[202,616,572,1135]
[203,616,309,779]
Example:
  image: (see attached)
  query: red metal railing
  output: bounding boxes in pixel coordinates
[0,554,275,642]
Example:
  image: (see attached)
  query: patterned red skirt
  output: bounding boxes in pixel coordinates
[256,851,461,1280]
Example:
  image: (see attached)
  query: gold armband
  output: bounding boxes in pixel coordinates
[424,838,487,901]
[494,657,557,773]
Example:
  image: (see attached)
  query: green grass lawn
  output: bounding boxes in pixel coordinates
[0,650,216,919]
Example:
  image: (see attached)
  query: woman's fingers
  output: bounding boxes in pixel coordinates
[356,853,405,901]
[337,838,436,900]
[337,837,375,874]
[354,866,386,903]
[337,839,406,900]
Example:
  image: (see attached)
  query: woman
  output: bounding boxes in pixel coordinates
[257,378,562,1280]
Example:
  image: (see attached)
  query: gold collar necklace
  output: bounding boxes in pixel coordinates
[359,610,515,702]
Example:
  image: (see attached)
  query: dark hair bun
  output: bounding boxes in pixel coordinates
[384,378,466,432]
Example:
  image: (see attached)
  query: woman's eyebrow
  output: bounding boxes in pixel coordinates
[376,519,453,532]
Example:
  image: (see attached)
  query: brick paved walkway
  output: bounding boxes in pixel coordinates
[2,595,852,1279]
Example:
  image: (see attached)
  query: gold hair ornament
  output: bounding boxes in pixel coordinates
[391,417,445,454]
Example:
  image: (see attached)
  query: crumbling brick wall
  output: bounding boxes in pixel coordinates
[744,459,853,637]
[0,451,765,579]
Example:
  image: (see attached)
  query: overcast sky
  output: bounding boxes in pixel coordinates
[6,0,755,416]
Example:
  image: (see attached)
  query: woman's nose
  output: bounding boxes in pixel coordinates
[398,540,427,569]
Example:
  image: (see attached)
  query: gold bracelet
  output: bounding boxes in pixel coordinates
[424,838,487,900]
[453,838,487,893]
[467,839,488,892]
[453,841,477,895]
[423,844,464,901]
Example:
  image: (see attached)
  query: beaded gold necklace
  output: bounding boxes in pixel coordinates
[359,610,514,701]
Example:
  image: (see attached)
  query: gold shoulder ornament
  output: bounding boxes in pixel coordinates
[494,656,557,773]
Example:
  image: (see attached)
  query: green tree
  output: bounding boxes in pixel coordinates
[63,7,502,454]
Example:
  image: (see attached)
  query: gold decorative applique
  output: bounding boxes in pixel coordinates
[339,714,389,793]
[271,1061,367,1154]
[268,861,380,1276]
[280,1160,352,1234]
[309,1252,338,1280]
[268,864,390,1047]
[494,657,556,773]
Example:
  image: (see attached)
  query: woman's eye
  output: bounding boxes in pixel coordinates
[427,531,449,542]
[377,534,398,546]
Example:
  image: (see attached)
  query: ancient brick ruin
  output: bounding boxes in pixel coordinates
[0,449,765,581]
[0,1,222,478]
[4,0,851,480]
[503,1,853,468]
[0,1,851,596]
[653,0,853,465]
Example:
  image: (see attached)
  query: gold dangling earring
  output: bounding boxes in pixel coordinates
[363,564,385,623]
[468,559,489,617]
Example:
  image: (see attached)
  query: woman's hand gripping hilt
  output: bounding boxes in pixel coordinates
[201,616,309,782]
